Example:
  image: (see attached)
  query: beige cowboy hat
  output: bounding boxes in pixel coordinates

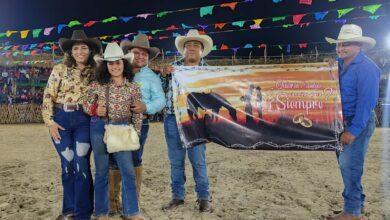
[325,24,376,50]
[94,42,133,63]
[59,30,102,53]
[120,33,160,60]
[175,29,213,58]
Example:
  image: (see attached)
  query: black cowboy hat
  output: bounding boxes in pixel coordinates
[59,30,102,53]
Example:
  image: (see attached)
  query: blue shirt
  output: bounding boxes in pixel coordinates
[338,51,380,137]
[133,66,165,114]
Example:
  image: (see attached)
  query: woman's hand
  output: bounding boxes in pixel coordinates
[49,122,65,142]
[96,105,107,117]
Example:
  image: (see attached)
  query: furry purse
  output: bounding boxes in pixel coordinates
[103,85,139,153]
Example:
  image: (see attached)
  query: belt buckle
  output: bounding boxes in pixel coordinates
[63,103,76,112]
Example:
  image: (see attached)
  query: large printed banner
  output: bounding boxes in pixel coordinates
[172,63,343,150]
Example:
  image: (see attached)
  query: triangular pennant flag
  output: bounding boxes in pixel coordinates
[51,44,59,50]
[278,45,283,50]
[136,13,152,19]
[84,20,98,27]
[32,29,42,38]
[21,45,29,51]
[165,51,171,55]
[138,30,150,34]
[198,24,208,30]
[329,0,336,2]
[299,43,308,48]
[181,24,193,29]
[232,21,245,27]
[6,30,17,37]
[166,25,178,31]
[23,51,30,56]
[20,30,30,39]
[68,20,82,28]
[31,50,37,56]
[250,24,260,29]
[102,16,118,23]
[272,0,283,3]
[99,36,109,40]
[112,35,121,39]
[120,17,133,22]
[44,27,55,36]
[0,33,6,38]
[30,44,37,49]
[159,36,169,40]
[220,44,229,50]
[220,2,238,10]
[299,0,312,5]
[253,19,263,26]
[314,11,328,20]
[12,45,20,51]
[337,8,354,18]
[211,45,217,51]
[37,43,45,48]
[299,22,310,28]
[43,46,51,51]
[151,29,163,35]
[57,24,67,34]
[293,14,306,25]
[172,32,181,37]
[335,19,347,24]
[369,15,380,20]
[215,23,227,30]
[12,51,19,57]
[157,11,168,18]
[200,6,214,17]
[362,4,382,14]
[272,16,286,22]
[282,24,294,28]
[232,48,239,53]
[244,44,253,48]
[198,30,206,35]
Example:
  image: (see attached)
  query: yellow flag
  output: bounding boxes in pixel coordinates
[20,30,30,39]
[253,19,263,26]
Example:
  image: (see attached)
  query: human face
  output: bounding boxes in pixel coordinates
[129,47,149,68]
[183,41,203,63]
[107,59,124,78]
[336,42,361,60]
[71,43,90,66]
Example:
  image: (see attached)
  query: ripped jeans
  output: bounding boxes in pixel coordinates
[52,108,93,220]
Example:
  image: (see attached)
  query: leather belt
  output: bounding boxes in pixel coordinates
[54,103,82,112]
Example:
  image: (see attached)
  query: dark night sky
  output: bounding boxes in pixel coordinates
[0,0,389,57]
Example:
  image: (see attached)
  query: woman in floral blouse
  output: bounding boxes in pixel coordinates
[42,30,101,220]
[83,43,144,220]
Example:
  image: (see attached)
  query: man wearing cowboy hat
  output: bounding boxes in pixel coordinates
[324,24,380,220]
[160,29,213,212]
[103,34,165,205]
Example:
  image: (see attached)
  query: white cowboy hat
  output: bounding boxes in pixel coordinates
[120,33,160,60]
[325,24,376,50]
[94,42,133,63]
[175,29,213,58]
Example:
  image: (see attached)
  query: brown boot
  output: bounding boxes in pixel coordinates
[134,166,142,201]
[109,169,122,214]
[324,212,363,220]
[162,199,184,210]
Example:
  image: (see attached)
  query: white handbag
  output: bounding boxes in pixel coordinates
[102,85,140,153]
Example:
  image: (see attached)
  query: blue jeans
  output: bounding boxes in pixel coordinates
[163,114,210,200]
[52,108,93,220]
[132,119,149,167]
[337,113,376,216]
[90,117,139,217]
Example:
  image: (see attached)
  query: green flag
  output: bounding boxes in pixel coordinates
[200,6,214,17]
[272,16,286,22]
[337,8,354,18]
[157,11,169,18]
[232,21,245,28]
[32,29,42,38]
[362,4,381,14]
[68,20,82,28]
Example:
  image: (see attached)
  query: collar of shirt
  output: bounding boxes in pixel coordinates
[337,51,365,73]
[172,58,207,66]
[109,78,131,87]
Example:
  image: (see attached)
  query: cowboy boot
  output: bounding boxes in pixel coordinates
[325,212,363,220]
[109,169,122,214]
[134,166,142,200]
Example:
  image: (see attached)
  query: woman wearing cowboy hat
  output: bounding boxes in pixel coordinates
[83,42,145,220]
[42,29,101,220]
[324,24,380,220]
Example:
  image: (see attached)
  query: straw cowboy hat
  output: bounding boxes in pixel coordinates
[94,42,133,63]
[175,29,213,58]
[59,30,102,53]
[325,24,376,50]
[120,34,160,60]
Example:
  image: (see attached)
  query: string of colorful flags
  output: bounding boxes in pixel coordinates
[0,2,384,41]
[0,10,386,58]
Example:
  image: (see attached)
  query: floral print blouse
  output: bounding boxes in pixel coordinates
[83,79,143,135]
[42,64,94,126]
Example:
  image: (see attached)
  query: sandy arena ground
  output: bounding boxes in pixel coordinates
[0,123,389,220]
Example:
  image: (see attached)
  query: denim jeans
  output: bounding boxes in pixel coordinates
[132,119,149,167]
[90,117,139,217]
[337,113,376,216]
[163,114,210,200]
[52,108,93,220]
